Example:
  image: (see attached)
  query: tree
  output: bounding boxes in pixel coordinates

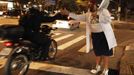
[13,0,29,10]
[60,0,78,12]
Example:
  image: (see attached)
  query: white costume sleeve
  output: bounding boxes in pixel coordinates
[103,9,112,23]
[69,12,92,53]
[69,13,86,22]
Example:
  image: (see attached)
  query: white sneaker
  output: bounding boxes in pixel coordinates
[101,69,109,75]
[90,65,101,74]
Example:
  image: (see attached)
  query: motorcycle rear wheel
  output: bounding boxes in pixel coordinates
[48,39,57,59]
[4,54,29,75]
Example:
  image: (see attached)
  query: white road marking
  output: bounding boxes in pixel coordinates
[0,48,12,55]
[55,34,74,42]
[0,58,7,68]
[78,43,93,53]
[58,35,86,50]
[0,56,5,59]
[0,59,92,75]
[79,45,116,57]
[30,62,92,75]
[53,33,62,37]
[125,45,134,51]
[78,45,86,52]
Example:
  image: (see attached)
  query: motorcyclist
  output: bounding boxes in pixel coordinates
[19,7,68,60]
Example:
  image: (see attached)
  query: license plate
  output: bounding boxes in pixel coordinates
[0,48,12,55]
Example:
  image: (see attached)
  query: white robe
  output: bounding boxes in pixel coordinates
[98,0,117,49]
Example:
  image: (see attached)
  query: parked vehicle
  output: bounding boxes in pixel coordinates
[52,20,80,30]
[3,9,21,17]
[0,25,57,75]
[0,11,4,16]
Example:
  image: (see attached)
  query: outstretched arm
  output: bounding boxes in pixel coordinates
[60,8,87,22]
[41,13,68,23]
[68,13,87,22]
[41,16,58,23]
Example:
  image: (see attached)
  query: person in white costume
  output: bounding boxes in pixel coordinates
[60,0,117,75]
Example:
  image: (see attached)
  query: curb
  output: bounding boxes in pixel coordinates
[119,45,134,75]
[112,21,134,30]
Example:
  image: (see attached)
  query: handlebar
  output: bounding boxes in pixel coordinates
[40,25,58,34]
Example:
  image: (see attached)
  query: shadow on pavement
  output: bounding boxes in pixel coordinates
[108,68,119,75]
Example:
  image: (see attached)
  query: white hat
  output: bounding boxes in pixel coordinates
[98,0,110,10]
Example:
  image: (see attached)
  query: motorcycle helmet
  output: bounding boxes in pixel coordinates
[28,7,40,15]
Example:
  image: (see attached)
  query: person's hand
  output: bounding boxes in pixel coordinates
[60,8,69,16]
[91,11,97,18]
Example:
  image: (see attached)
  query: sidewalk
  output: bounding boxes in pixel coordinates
[112,20,134,75]
[83,42,134,75]
[119,43,134,75]
[0,18,134,75]
[110,20,134,75]
[112,20,134,30]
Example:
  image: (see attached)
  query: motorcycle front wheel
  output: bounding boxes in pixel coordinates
[4,54,29,75]
[48,39,57,59]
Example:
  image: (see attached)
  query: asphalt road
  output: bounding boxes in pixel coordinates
[0,17,134,75]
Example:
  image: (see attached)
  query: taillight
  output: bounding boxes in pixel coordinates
[4,42,13,47]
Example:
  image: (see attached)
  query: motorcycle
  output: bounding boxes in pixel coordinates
[0,25,57,75]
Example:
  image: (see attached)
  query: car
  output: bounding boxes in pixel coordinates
[4,9,21,17]
[52,20,80,30]
[0,11,4,16]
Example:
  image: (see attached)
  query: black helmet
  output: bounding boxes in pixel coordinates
[28,7,40,15]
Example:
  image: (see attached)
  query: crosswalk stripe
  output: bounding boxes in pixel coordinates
[0,56,5,59]
[78,45,86,52]
[58,35,86,50]
[0,48,12,56]
[125,45,134,51]
[53,33,62,37]
[0,58,6,68]
[30,62,92,75]
[79,42,93,53]
[55,34,74,42]
[79,45,116,57]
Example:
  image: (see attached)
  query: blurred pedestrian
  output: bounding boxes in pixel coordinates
[60,0,117,75]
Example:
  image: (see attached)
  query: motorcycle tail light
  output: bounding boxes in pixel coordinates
[4,42,13,47]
